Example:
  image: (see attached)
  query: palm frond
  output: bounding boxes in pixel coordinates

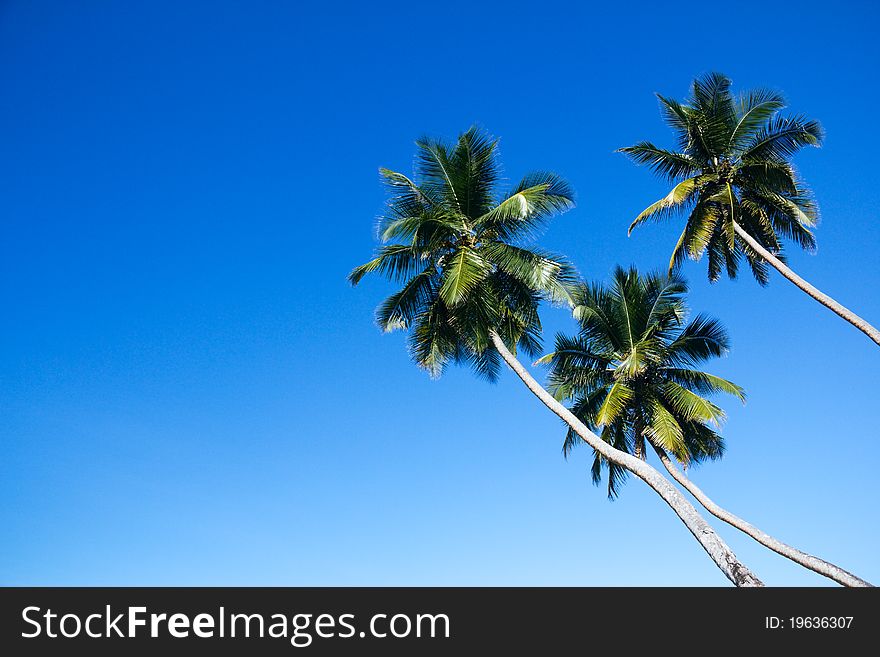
[477,172,574,241]
[764,202,817,253]
[618,142,701,181]
[704,227,727,282]
[645,397,686,459]
[643,272,688,332]
[483,242,577,305]
[690,72,736,155]
[460,340,503,382]
[739,114,824,163]
[628,175,705,234]
[748,187,817,229]
[590,424,631,500]
[408,298,457,378]
[669,200,719,273]
[661,381,726,426]
[662,368,746,401]
[595,381,634,426]
[665,314,730,366]
[545,333,612,400]
[438,247,490,307]
[571,283,627,354]
[380,212,461,245]
[680,420,725,464]
[449,126,499,219]
[378,167,439,212]
[729,88,786,150]
[563,425,582,459]
[734,206,778,285]
[735,160,798,196]
[414,135,463,213]
[655,95,695,153]
[349,244,426,285]
[375,265,438,331]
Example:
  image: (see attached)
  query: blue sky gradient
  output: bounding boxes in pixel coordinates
[1,0,878,586]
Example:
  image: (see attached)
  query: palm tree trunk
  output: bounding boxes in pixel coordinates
[488,330,764,587]
[732,221,880,347]
[650,443,872,588]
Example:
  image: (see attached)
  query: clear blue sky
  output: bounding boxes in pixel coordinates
[1,1,878,586]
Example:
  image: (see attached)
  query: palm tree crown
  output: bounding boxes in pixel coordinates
[542,267,745,498]
[349,127,576,380]
[621,72,823,284]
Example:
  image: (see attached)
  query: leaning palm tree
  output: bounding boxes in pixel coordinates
[348,127,578,380]
[542,266,871,587]
[350,127,763,586]
[621,73,880,346]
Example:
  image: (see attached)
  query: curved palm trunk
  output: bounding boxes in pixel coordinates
[489,331,763,587]
[651,444,872,588]
[732,222,880,347]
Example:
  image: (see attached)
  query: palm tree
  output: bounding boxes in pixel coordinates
[350,127,763,586]
[621,73,880,346]
[542,266,871,587]
[348,126,578,380]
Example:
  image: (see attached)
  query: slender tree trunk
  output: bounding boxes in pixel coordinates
[650,443,872,588]
[733,221,880,347]
[489,331,764,587]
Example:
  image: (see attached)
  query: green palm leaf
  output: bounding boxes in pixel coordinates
[645,398,686,458]
[666,314,730,365]
[482,242,576,305]
[348,244,425,285]
[596,381,634,425]
[739,115,823,163]
[627,175,704,234]
[438,247,490,307]
[662,368,746,401]
[661,382,726,426]
[618,142,700,181]
[729,89,786,149]
[477,172,575,241]
[375,265,438,332]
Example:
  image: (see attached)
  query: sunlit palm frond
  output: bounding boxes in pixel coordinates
[645,397,687,460]
[660,382,726,426]
[596,381,634,426]
[661,368,746,401]
[482,242,577,306]
[627,175,706,234]
[438,247,490,307]
[477,172,575,241]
